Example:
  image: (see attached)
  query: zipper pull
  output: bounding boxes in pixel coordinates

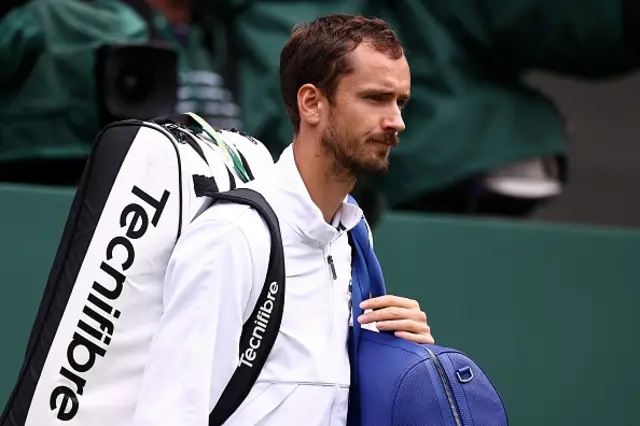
[327,255,337,279]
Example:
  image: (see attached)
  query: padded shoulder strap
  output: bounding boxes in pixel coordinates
[347,195,388,367]
[350,223,386,299]
[346,198,387,426]
[194,184,285,426]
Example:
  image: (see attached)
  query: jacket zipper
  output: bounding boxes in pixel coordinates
[426,348,463,426]
[323,243,339,388]
[327,255,337,279]
[325,244,341,424]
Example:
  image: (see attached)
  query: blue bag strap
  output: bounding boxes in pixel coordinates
[347,195,387,300]
[349,218,370,356]
[347,195,388,426]
[347,196,388,354]
[347,196,368,426]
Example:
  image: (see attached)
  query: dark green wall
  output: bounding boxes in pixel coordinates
[1,183,638,425]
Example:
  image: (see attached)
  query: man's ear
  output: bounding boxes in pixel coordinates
[297,84,323,127]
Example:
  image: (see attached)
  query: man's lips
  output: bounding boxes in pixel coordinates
[369,137,398,147]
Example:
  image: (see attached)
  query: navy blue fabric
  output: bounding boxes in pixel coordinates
[347,196,509,426]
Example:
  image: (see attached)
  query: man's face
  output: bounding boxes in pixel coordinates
[321,43,410,177]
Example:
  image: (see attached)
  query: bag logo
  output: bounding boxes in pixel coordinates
[238,281,279,368]
[49,186,170,421]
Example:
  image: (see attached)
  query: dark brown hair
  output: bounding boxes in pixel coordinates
[279,14,404,133]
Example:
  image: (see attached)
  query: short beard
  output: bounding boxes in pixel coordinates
[321,126,392,182]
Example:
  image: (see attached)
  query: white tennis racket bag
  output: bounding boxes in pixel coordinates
[0,113,282,426]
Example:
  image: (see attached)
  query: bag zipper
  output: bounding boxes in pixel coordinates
[426,348,463,426]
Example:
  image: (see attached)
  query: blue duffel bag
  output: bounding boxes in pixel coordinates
[347,213,509,426]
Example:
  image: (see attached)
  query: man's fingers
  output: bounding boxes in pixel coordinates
[358,307,424,324]
[356,295,433,346]
[360,295,420,311]
[393,331,435,345]
[374,319,429,335]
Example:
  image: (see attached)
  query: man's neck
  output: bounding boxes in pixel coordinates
[146,0,192,24]
[292,137,356,224]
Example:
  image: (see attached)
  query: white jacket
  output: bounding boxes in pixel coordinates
[131,144,373,426]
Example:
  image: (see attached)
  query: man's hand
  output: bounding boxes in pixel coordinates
[358,295,434,344]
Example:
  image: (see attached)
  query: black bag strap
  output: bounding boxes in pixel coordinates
[193,183,285,426]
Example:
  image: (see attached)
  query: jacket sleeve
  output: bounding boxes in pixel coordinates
[130,215,266,426]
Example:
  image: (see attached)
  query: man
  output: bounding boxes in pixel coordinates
[237,0,640,222]
[131,14,432,426]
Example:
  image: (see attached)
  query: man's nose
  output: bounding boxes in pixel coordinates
[381,106,405,133]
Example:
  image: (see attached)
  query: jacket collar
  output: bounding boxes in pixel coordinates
[269,144,363,246]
